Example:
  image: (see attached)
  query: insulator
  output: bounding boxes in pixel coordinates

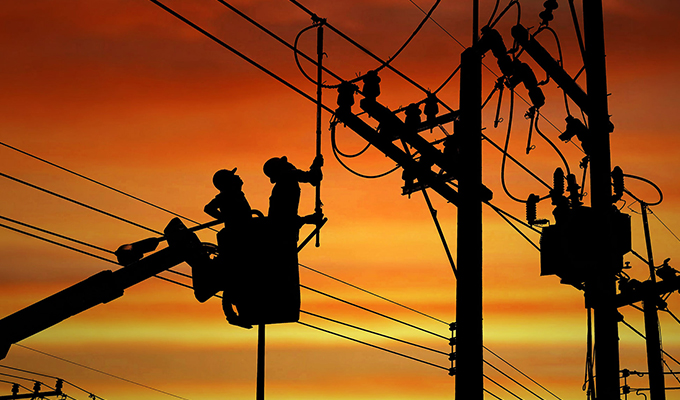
[448,367,457,376]
[11,384,19,396]
[56,379,63,392]
[449,352,456,361]
[449,337,456,346]
[544,0,558,10]
[424,93,439,123]
[526,194,539,224]
[566,173,582,206]
[539,10,554,24]
[559,116,588,143]
[33,382,41,392]
[553,168,565,196]
[336,82,357,111]
[612,166,624,201]
[362,70,381,101]
[404,103,422,130]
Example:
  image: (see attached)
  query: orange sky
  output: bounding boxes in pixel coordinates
[1,1,680,399]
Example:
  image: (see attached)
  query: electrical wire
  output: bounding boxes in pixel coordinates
[14,345,190,400]
[535,111,571,175]
[287,0,456,114]
[620,319,680,366]
[488,0,521,29]
[301,310,449,356]
[647,208,680,243]
[434,64,462,95]
[330,121,401,179]
[297,321,450,372]
[0,140,212,232]
[0,372,82,400]
[484,373,524,400]
[300,284,449,340]
[485,388,505,400]
[567,0,586,63]
[481,133,552,191]
[499,90,528,203]
[622,174,663,206]
[148,0,334,115]
[0,214,114,255]
[484,360,546,400]
[421,188,457,277]
[212,0,343,84]
[0,171,162,235]
[0,222,193,289]
[298,263,450,325]
[485,202,542,234]
[484,347,563,400]
[486,202,541,251]
[485,0,502,28]
[0,366,102,400]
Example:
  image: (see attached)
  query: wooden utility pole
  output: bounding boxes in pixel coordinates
[582,0,621,397]
[455,1,483,397]
[641,203,666,400]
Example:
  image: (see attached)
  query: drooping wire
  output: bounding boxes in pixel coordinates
[482,133,552,191]
[488,0,521,29]
[0,140,213,232]
[330,120,401,179]
[13,345,190,400]
[535,111,571,175]
[294,22,325,86]
[0,171,162,235]
[287,0,455,114]
[485,0,503,28]
[300,284,449,340]
[499,90,528,203]
[297,321,450,372]
[299,263,450,325]
[622,174,663,206]
[301,310,449,356]
[295,0,442,89]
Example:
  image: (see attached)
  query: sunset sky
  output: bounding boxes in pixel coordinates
[1,1,680,399]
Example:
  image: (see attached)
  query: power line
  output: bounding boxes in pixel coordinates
[148,0,333,114]
[486,203,541,251]
[484,373,524,400]
[301,310,449,356]
[299,263,450,325]
[0,366,97,400]
[0,171,162,235]
[485,388,505,400]
[0,141,211,231]
[0,221,194,288]
[300,284,449,340]
[14,345,190,400]
[0,372,83,400]
[484,360,545,400]
[297,321,451,373]
[484,346,562,400]
[620,319,680,366]
[0,214,113,255]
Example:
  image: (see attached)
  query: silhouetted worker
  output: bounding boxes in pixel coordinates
[201,168,253,329]
[259,155,323,323]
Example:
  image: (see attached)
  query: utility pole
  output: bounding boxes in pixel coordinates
[582,0,621,397]
[455,0,483,397]
[641,203,666,400]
